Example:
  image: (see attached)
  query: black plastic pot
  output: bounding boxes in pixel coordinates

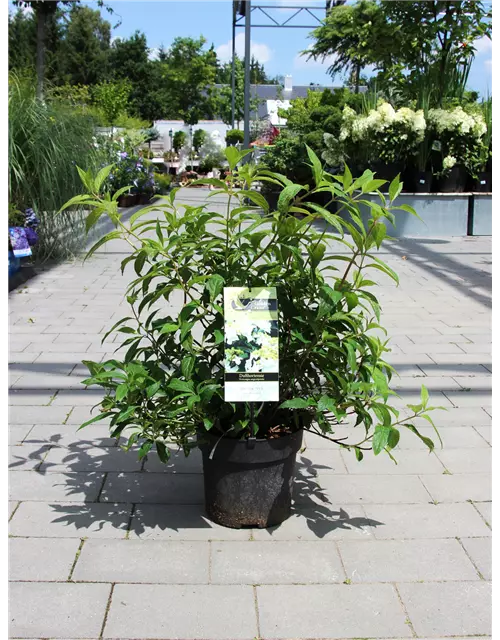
[473,171,492,193]
[197,429,304,529]
[436,164,467,193]
[411,170,433,193]
[370,161,405,184]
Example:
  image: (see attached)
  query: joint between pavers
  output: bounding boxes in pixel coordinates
[471,425,492,447]
[333,541,349,583]
[45,391,59,407]
[62,406,74,425]
[456,536,485,580]
[99,582,115,640]
[416,474,439,505]
[393,582,417,638]
[468,500,492,531]
[8,501,22,522]
[67,537,87,581]
[252,585,262,640]
[95,472,108,503]
[124,503,136,539]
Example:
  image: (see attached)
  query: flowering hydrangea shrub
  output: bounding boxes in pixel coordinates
[337,102,426,165]
[427,106,487,177]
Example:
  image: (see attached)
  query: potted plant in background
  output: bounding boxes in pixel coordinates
[470,97,492,192]
[427,105,487,192]
[173,130,187,157]
[61,146,441,529]
[225,128,244,146]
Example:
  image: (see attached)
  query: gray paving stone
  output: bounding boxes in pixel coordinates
[9,444,51,470]
[104,584,257,639]
[25,423,117,447]
[129,504,252,540]
[8,425,34,445]
[9,470,104,502]
[9,537,80,581]
[252,504,376,541]
[11,374,85,390]
[8,388,59,405]
[9,501,131,538]
[212,540,345,584]
[312,474,431,504]
[257,584,412,639]
[460,537,492,579]
[64,405,112,426]
[454,374,492,389]
[9,582,111,639]
[338,538,479,583]
[340,449,445,474]
[397,581,491,637]
[50,387,106,404]
[73,539,209,583]
[364,503,491,538]
[296,448,347,474]
[406,406,491,426]
[421,473,492,503]
[39,445,142,472]
[443,390,492,407]
[435,448,492,474]
[9,405,69,424]
[143,448,203,473]
[100,472,205,504]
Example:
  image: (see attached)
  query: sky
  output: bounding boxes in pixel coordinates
[12,0,493,95]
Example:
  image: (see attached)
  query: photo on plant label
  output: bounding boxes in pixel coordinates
[224,319,279,373]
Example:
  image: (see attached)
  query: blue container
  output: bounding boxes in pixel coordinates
[8,251,21,277]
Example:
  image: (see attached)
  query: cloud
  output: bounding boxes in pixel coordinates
[474,35,492,54]
[293,44,338,71]
[485,58,492,69]
[216,32,273,64]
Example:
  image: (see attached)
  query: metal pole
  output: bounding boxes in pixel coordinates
[243,0,251,150]
[231,2,236,129]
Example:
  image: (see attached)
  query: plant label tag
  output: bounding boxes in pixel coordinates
[419,179,426,184]
[224,287,279,402]
[9,227,32,258]
[480,180,486,185]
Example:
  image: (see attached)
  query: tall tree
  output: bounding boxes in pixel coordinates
[59,5,111,85]
[161,36,218,124]
[304,0,397,93]
[8,9,37,74]
[13,0,116,99]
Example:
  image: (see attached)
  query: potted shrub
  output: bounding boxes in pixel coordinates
[427,106,487,193]
[225,129,244,146]
[61,146,441,529]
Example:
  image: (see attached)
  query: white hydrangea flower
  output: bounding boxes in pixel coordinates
[443,155,457,170]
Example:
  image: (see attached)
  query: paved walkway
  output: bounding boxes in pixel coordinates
[9,189,492,639]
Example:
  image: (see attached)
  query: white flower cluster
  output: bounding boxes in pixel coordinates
[427,107,487,139]
[340,102,426,144]
[442,155,457,170]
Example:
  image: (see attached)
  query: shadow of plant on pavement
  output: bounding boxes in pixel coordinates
[11,432,383,538]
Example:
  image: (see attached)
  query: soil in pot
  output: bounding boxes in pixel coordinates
[436,164,468,193]
[197,429,304,528]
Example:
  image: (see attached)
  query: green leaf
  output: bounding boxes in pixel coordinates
[168,379,194,393]
[206,274,225,302]
[355,448,364,462]
[373,425,391,455]
[371,222,386,249]
[84,208,104,234]
[421,384,429,407]
[280,398,314,409]
[278,184,306,214]
[181,355,195,380]
[78,411,114,430]
[159,323,178,334]
[85,231,122,262]
[115,383,128,402]
[94,164,114,193]
[388,175,403,202]
[343,163,353,190]
[155,440,169,463]
[362,179,387,194]
[138,441,153,460]
[317,396,337,412]
[306,145,323,187]
[244,190,269,212]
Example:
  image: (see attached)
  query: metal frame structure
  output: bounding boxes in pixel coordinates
[232,1,334,149]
